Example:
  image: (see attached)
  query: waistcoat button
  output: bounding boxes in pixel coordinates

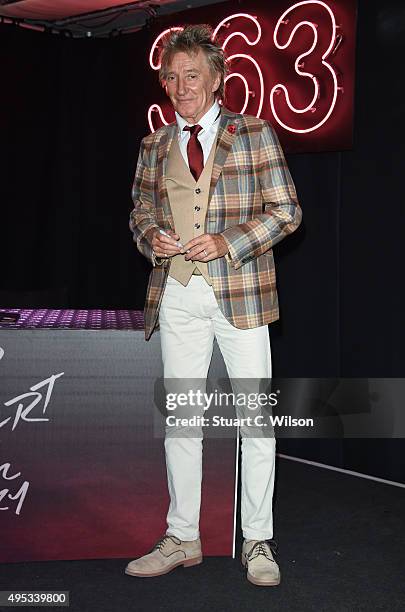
[194,206,201,211]
[194,223,200,229]
[195,188,201,194]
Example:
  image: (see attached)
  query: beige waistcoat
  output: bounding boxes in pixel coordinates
[165,131,217,287]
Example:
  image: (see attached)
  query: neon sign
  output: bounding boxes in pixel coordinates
[146,0,355,151]
[270,1,340,133]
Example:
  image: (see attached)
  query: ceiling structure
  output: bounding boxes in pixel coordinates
[0,0,228,37]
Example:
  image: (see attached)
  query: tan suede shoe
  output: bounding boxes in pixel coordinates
[242,539,281,587]
[125,535,203,578]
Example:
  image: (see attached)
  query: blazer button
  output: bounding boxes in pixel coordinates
[195,188,201,194]
[194,206,201,211]
[194,223,200,229]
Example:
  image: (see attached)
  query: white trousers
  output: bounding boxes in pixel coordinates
[158,274,276,541]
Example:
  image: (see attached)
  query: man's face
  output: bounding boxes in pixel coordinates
[164,49,221,124]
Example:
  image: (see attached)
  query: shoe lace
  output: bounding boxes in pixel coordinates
[246,539,278,562]
[151,535,182,554]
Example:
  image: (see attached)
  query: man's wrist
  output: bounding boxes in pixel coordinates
[145,226,159,246]
[142,226,165,266]
[217,233,229,256]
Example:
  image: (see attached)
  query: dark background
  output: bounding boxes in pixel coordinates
[1,1,404,477]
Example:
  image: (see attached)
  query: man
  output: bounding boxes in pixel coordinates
[126,24,302,587]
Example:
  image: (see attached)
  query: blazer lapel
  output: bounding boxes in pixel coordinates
[208,106,239,205]
[157,122,177,229]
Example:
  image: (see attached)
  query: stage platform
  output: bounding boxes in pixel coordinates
[0,309,234,563]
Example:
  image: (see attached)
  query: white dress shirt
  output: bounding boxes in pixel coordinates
[175,100,221,167]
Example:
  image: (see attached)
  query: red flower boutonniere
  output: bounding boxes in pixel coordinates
[227,124,236,134]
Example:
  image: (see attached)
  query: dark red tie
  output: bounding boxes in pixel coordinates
[183,124,204,181]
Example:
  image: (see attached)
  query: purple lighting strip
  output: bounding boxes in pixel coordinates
[0,309,145,330]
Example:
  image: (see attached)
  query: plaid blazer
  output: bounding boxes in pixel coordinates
[129,106,302,341]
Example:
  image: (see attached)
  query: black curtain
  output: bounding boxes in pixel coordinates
[0,25,154,311]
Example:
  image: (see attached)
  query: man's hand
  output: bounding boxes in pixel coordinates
[182,233,229,262]
[145,227,183,259]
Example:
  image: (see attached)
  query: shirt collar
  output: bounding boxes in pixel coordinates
[175,99,221,134]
